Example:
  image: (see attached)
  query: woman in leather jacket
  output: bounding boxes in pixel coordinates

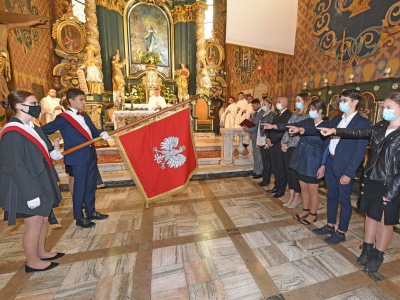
[318,92,400,273]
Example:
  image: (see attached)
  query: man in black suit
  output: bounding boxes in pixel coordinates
[266,97,292,198]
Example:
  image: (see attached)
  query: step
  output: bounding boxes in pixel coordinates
[96,157,222,172]
[58,164,253,190]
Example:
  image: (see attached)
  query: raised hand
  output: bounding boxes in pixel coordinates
[317,127,336,136]
[286,126,302,134]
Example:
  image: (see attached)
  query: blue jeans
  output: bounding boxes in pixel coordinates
[325,156,353,232]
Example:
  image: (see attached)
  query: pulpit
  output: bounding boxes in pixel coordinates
[192,95,213,132]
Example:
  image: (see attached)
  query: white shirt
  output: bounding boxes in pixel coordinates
[67,107,92,138]
[279,108,287,115]
[245,103,253,119]
[40,95,63,124]
[148,95,167,111]
[385,129,396,137]
[329,111,357,155]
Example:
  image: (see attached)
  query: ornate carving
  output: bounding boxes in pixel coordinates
[95,0,126,15]
[171,4,197,23]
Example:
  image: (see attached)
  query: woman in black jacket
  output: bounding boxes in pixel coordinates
[0,91,64,272]
[319,92,400,273]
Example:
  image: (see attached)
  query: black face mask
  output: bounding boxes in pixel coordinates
[20,104,41,118]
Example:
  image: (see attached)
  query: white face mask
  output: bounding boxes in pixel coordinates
[276,103,283,111]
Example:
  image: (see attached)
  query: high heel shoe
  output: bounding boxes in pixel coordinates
[300,212,317,225]
[287,199,300,209]
[293,209,309,220]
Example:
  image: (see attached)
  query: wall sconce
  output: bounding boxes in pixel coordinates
[349,74,354,83]
[303,82,308,89]
[384,67,392,78]
[323,78,328,86]
[220,70,226,75]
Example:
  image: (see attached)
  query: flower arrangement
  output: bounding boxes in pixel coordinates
[127,84,145,104]
[161,84,177,104]
[140,52,161,65]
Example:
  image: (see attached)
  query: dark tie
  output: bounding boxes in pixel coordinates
[77,111,85,116]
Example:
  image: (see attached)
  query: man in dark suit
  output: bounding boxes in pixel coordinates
[266,97,292,198]
[42,88,110,228]
[243,98,263,179]
[297,89,370,244]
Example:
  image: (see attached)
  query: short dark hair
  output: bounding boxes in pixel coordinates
[341,89,362,101]
[238,92,244,95]
[1,90,34,112]
[228,96,234,101]
[66,88,85,104]
[308,99,326,117]
[251,99,260,105]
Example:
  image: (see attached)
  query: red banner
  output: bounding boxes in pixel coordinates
[115,108,198,202]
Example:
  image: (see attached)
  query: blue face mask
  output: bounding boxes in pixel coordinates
[382,109,399,121]
[309,110,319,119]
[262,106,268,111]
[295,102,303,110]
[339,101,351,113]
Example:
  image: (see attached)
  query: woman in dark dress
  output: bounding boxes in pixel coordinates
[265,99,329,225]
[319,92,400,272]
[0,91,64,272]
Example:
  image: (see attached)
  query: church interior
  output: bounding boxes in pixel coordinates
[1,0,400,299]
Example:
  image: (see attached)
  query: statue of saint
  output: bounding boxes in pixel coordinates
[82,45,104,94]
[0,17,47,100]
[174,63,190,102]
[196,60,212,95]
[112,49,127,93]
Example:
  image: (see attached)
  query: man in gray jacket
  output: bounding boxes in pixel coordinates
[243,99,263,179]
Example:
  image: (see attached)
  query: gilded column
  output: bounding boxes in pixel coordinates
[85,0,102,66]
[194,0,208,95]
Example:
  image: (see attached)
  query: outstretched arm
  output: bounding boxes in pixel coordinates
[6,17,47,31]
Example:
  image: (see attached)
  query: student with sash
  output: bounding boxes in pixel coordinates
[0,90,64,273]
[42,88,110,228]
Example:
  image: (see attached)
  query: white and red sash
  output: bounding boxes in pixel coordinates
[59,111,92,141]
[0,122,53,168]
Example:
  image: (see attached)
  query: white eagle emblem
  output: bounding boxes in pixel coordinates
[153,136,187,169]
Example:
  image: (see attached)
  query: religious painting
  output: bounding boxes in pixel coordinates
[205,42,224,69]
[313,1,400,66]
[56,21,85,54]
[327,94,341,119]
[359,92,377,125]
[126,2,171,76]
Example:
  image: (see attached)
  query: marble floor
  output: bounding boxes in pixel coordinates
[1,177,400,300]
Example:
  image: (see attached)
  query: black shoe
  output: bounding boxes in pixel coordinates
[76,218,96,228]
[294,209,310,220]
[41,253,65,261]
[324,231,346,244]
[250,172,256,176]
[258,181,269,187]
[252,174,262,179]
[364,248,384,272]
[313,224,335,235]
[25,262,59,273]
[87,211,109,220]
[266,188,278,194]
[299,212,317,225]
[273,192,284,198]
[357,242,374,266]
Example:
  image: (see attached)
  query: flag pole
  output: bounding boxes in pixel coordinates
[61,99,192,156]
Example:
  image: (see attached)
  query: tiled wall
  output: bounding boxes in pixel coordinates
[224,0,400,98]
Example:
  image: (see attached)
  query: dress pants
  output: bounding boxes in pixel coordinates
[325,156,353,232]
[270,144,287,193]
[283,147,301,193]
[71,147,97,220]
[252,138,262,175]
[260,146,273,184]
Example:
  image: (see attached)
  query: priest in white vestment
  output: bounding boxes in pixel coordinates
[148,87,167,111]
[40,89,63,124]
[235,92,248,127]
[245,95,254,119]
[223,97,237,128]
